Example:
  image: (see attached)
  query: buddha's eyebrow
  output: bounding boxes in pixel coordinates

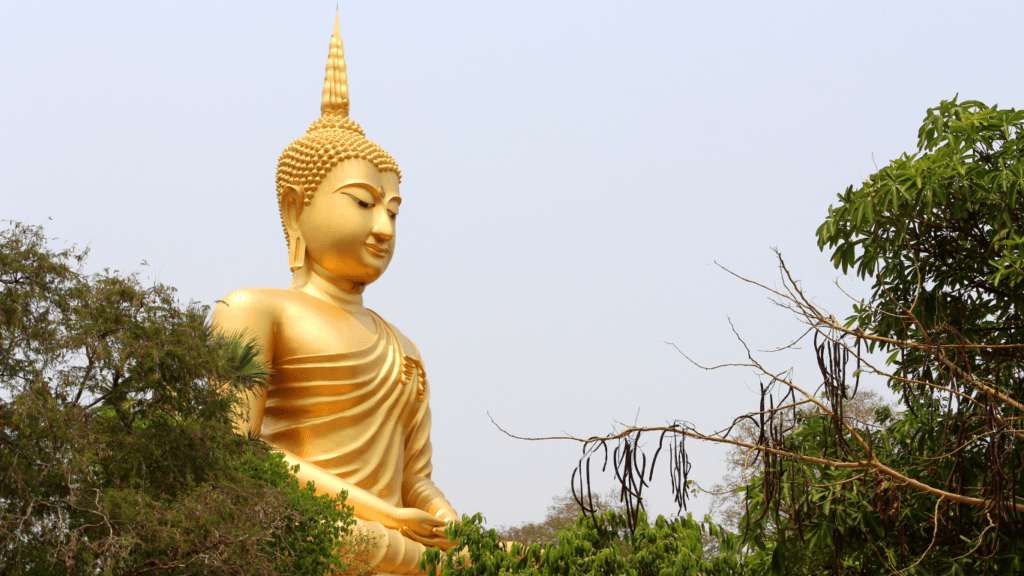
[333,181,383,200]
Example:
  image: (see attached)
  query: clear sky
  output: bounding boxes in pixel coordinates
[2,0,1022,528]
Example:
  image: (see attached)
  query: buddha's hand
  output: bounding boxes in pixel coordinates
[385,505,454,549]
[427,499,459,524]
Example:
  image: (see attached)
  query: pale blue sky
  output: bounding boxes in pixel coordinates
[3,0,1022,528]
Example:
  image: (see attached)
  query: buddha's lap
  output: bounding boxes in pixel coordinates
[351,516,430,574]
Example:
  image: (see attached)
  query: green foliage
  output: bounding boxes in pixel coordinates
[0,222,365,575]
[739,404,1024,575]
[817,97,1023,361]
[495,489,626,545]
[423,511,764,576]
[709,390,892,534]
[497,98,1022,575]
[730,98,1024,574]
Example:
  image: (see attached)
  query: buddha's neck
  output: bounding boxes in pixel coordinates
[298,267,366,311]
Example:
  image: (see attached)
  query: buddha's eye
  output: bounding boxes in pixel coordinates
[389,212,398,221]
[341,192,375,208]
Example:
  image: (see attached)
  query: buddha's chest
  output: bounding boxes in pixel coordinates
[273,299,383,361]
[265,295,427,406]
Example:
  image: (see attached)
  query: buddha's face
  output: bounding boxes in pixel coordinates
[295,158,401,287]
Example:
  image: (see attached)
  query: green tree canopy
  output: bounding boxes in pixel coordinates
[494,489,627,545]
[750,95,1024,574]
[0,223,369,575]
[424,511,758,576]
[484,97,1023,575]
[731,97,1024,574]
[817,96,1024,408]
[698,97,1024,575]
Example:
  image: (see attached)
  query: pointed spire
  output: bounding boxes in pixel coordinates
[321,11,350,117]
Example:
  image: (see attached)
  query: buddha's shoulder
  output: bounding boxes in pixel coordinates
[375,314,422,362]
[213,287,309,325]
[215,287,298,312]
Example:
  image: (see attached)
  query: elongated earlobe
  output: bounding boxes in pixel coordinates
[288,234,306,271]
[281,183,307,272]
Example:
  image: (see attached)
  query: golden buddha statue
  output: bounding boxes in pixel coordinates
[212,14,457,575]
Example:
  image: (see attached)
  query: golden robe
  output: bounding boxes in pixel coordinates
[263,312,446,574]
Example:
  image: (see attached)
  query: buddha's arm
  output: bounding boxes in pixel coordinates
[279,448,451,547]
[402,390,459,524]
[212,291,272,437]
[405,476,458,523]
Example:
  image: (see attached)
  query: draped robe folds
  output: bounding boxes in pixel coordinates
[262,312,447,574]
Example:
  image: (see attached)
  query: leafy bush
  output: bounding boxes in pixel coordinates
[423,511,764,576]
[0,222,368,575]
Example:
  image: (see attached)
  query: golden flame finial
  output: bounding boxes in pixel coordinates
[321,11,350,116]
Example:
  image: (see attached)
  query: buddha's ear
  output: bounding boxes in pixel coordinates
[281,184,308,272]
[280,184,305,235]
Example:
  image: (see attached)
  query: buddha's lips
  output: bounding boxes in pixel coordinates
[365,244,389,257]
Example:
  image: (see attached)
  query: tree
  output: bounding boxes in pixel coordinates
[0,222,371,575]
[494,489,627,545]
[495,487,737,564]
[498,97,1023,575]
[423,510,760,576]
[707,390,892,533]
[801,96,1023,573]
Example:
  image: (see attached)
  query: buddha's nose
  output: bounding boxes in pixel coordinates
[371,210,394,242]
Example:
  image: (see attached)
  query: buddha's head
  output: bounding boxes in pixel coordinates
[277,14,401,291]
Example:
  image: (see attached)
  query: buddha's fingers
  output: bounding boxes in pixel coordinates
[388,506,446,533]
[433,507,460,524]
[398,520,443,538]
[399,526,454,549]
